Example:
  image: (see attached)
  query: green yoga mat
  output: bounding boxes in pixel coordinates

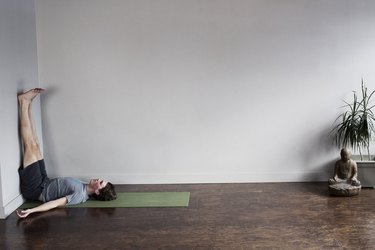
[20,192,190,209]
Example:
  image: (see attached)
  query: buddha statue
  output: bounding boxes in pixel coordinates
[328,148,361,196]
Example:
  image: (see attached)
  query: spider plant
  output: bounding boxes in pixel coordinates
[331,80,375,160]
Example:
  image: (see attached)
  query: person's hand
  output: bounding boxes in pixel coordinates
[16,209,31,218]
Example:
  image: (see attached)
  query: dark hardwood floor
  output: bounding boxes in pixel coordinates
[1,182,375,249]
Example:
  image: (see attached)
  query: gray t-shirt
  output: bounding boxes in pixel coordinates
[40,177,89,205]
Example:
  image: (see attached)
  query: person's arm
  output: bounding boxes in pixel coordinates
[17,197,67,219]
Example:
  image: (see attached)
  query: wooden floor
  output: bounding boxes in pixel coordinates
[1,182,375,249]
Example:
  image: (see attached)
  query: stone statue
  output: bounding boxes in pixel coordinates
[329,148,361,186]
[328,148,361,196]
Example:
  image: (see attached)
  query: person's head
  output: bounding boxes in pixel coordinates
[88,179,117,201]
[340,148,351,161]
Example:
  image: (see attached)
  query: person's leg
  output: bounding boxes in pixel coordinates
[18,88,44,167]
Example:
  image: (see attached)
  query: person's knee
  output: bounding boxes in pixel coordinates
[24,140,42,157]
[24,140,40,150]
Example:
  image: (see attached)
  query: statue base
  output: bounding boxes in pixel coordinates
[328,183,361,196]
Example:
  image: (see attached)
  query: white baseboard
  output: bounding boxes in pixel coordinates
[0,194,24,219]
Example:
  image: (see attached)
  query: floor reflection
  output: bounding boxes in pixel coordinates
[13,207,116,249]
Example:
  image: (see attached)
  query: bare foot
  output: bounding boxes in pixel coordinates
[18,88,45,103]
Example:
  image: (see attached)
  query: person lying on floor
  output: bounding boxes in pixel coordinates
[17,88,117,219]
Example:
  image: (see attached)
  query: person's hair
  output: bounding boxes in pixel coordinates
[91,182,117,201]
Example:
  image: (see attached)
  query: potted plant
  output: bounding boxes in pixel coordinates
[331,80,375,187]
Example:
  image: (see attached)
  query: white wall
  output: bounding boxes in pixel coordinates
[0,0,41,218]
[35,0,375,184]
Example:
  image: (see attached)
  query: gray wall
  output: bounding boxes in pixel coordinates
[0,0,41,218]
[35,0,375,184]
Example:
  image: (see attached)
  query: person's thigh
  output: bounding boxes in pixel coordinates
[23,142,43,167]
[18,159,49,200]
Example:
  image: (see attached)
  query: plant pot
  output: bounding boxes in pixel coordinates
[353,155,375,188]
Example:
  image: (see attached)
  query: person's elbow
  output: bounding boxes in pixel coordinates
[54,197,68,207]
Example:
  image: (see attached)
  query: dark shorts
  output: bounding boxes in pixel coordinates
[18,159,50,201]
